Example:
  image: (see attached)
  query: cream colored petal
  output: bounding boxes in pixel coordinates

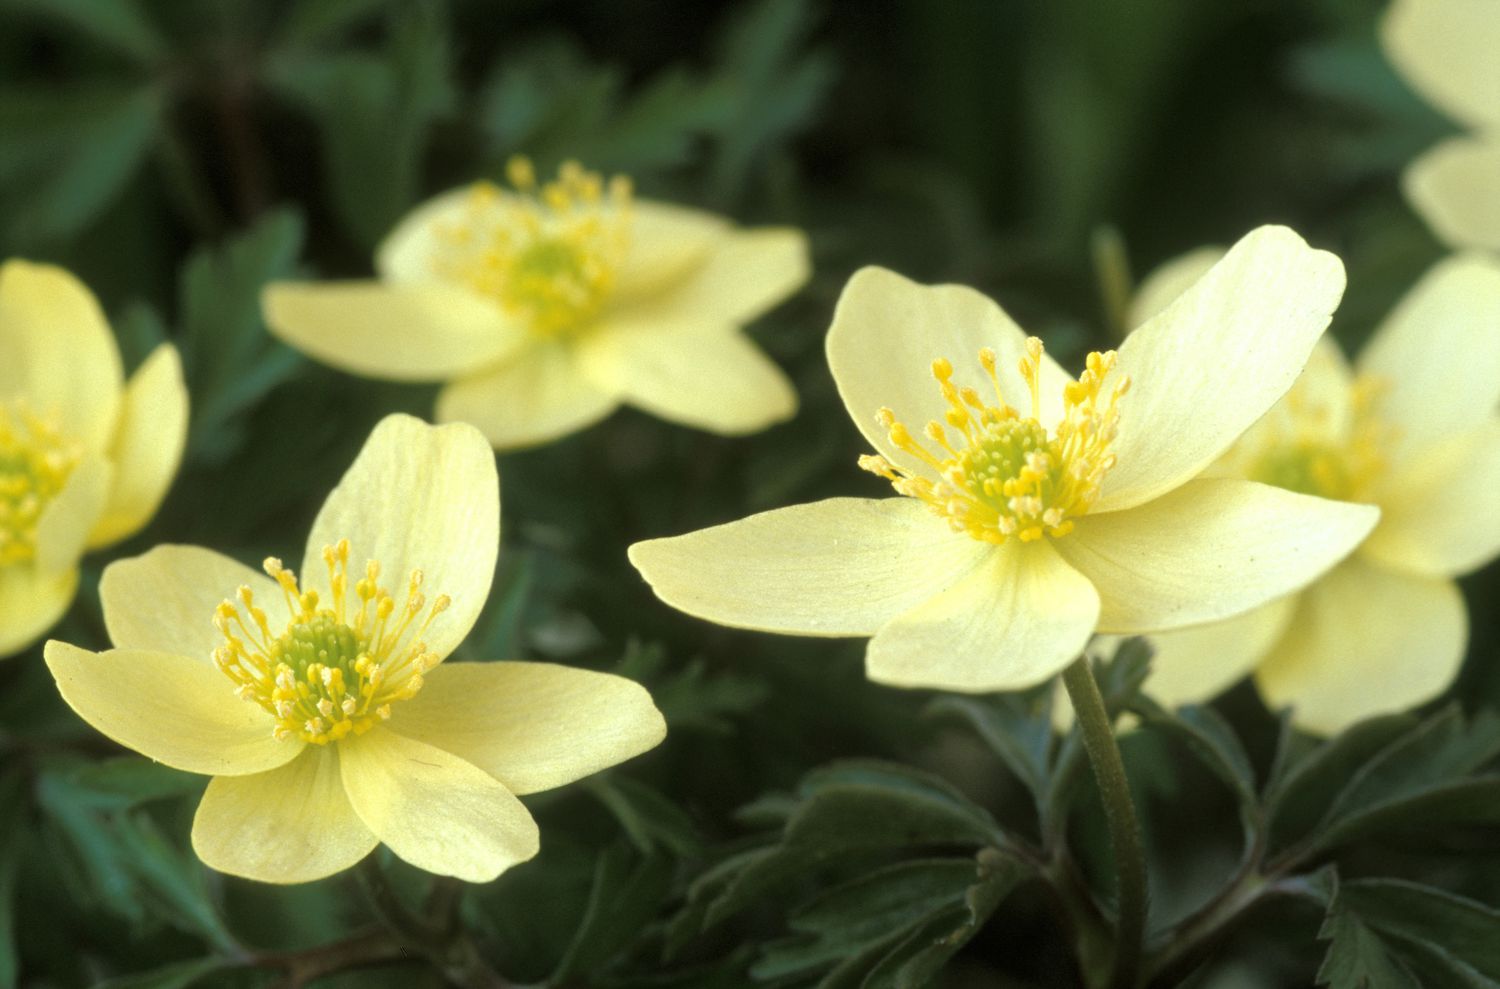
[435,342,620,451]
[866,539,1099,692]
[1135,595,1299,709]
[192,746,377,884]
[1058,478,1378,634]
[1095,226,1346,513]
[34,456,111,576]
[340,727,540,882]
[610,199,730,301]
[825,267,1073,475]
[0,566,77,659]
[88,344,189,548]
[375,186,474,283]
[628,497,992,637]
[386,661,665,796]
[302,414,498,663]
[101,544,287,661]
[1254,560,1466,735]
[1381,0,1500,131]
[625,228,809,324]
[263,281,526,382]
[1128,246,1224,328]
[43,641,302,775]
[576,317,796,435]
[1362,417,1500,578]
[1403,137,1500,254]
[0,260,123,453]
[1357,253,1500,465]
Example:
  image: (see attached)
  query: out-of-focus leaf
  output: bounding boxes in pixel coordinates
[63,757,203,812]
[551,844,675,981]
[1131,698,1258,844]
[926,690,1052,804]
[272,0,389,48]
[0,0,164,64]
[616,641,768,736]
[94,958,230,989]
[177,208,305,462]
[267,2,454,248]
[0,86,162,246]
[113,813,236,951]
[586,773,702,859]
[0,771,25,989]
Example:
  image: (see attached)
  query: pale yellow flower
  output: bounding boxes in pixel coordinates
[0,260,187,658]
[44,414,666,884]
[1119,249,1500,734]
[629,227,1379,693]
[263,159,808,450]
[1381,0,1500,251]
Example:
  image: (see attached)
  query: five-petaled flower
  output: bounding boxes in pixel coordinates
[1382,0,1500,252]
[0,260,188,658]
[45,414,666,884]
[1113,248,1500,734]
[263,158,808,450]
[629,226,1380,693]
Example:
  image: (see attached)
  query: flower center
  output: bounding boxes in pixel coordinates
[431,157,633,338]
[0,398,81,567]
[1241,375,1390,502]
[860,338,1128,544]
[213,539,450,744]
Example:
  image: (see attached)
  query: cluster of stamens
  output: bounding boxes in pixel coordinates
[213,539,451,744]
[860,338,1129,544]
[0,398,81,567]
[431,156,633,337]
[1238,374,1392,502]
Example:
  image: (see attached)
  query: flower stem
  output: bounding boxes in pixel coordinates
[1061,655,1146,989]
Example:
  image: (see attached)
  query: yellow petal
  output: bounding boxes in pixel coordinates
[1095,226,1345,513]
[825,266,1073,476]
[263,281,527,382]
[1134,595,1298,709]
[1381,0,1500,131]
[576,318,796,435]
[34,455,112,576]
[436,342,619,450]
[1254,559,1466,735]
[192,746,377,883]
[1402,136,1500,253]
[0,260,123,453]
[623,228,809,324]
[303,414,498,662]
[376,186,475,283]
[43,641,302,775]
[628,497,991,636]
[866,539,1099,692]
[0,566,77,659]
[386,661,666,795]
[101,544,286,659]
[88,343,189,548]
[1361,416,1500,578]
[1357,253,1500,465]
[610,199,730,301]
[1128,246,1224,328]
[340,727,539,882]
[1058,478,1378,634]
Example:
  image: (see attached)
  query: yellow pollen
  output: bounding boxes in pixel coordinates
[0,398,82,567]
[860,338,1128,544]
[213,538,451,745]
[431,156,633,338]
[1241,374,1391,502]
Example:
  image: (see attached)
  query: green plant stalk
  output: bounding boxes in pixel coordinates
[1061,655,1147,989]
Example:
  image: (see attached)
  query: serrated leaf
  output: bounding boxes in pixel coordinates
[1318,905,1422,989]
[1339,880,1500,981]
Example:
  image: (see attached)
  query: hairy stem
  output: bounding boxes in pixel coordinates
[1061,656,1147,989]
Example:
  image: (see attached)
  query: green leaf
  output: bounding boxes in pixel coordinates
[1130,698,1259,847]
[0,0,165,64]
[0,85,162,246]
[586,773,703,858]
[267,2,455,248]
[95,958,230,989]
[112,813,237,952]
[272,0,389,48]
[1340,880,1500,981]
[1318,903,1422,989]
[1307,708,1500,857]
[176,209,305,463]
[0,772,26,989]
[551,845,675,981]
[64,757,204,812]
[925,691,1052,801]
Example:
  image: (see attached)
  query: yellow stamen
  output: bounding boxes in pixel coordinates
[860,338,1128,544]
[0,398,82,567]
[430,156,632,338]
[214,543,449,744]
[1238,374,1392,502]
